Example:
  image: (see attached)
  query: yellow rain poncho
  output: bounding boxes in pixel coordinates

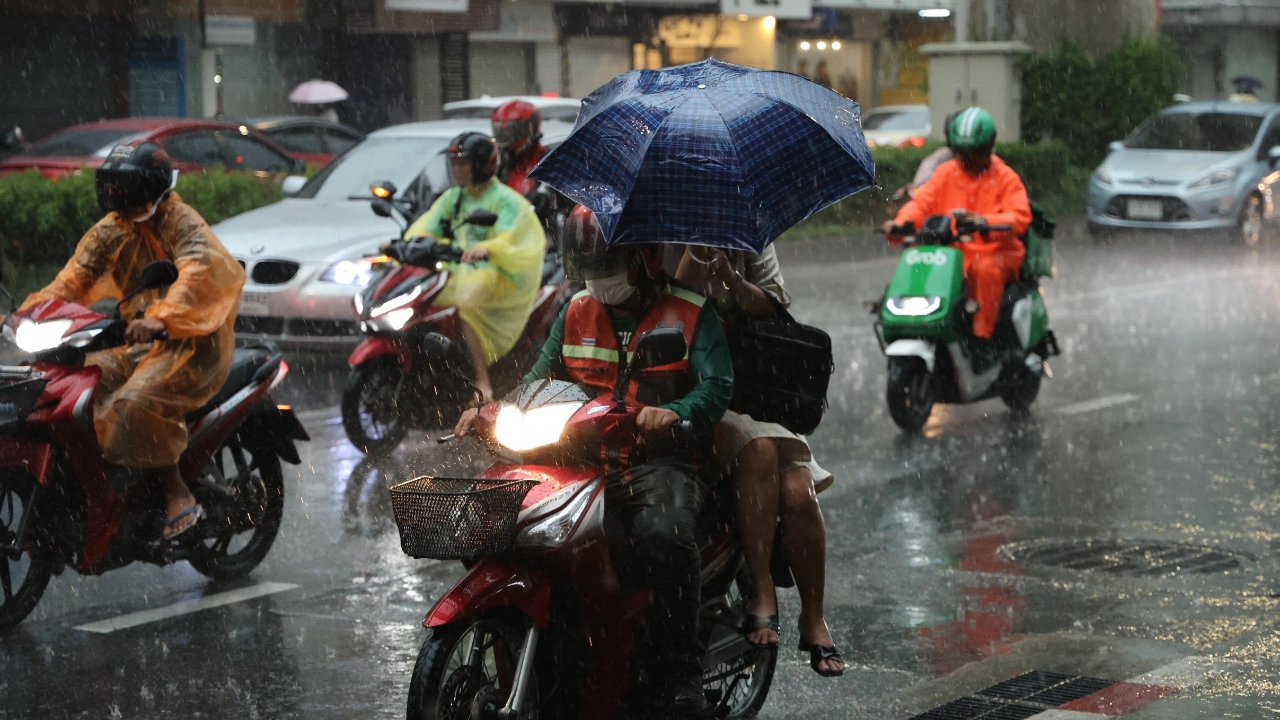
[22,193,246,468]
[405,177,546,363]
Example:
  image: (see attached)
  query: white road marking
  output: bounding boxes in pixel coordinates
[1029,711,1105,719]
[296,405,339,422]
[1127,655,1231,689]
[73,581,299,634]
[1055,393,1140,416]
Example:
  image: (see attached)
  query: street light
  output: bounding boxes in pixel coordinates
[919,8,951,17]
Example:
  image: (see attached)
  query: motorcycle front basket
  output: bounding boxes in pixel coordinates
[389,477,538,559]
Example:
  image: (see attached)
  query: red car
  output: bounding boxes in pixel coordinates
[0,117,304,180]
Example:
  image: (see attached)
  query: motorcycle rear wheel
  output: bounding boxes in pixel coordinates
[886,357,936,432]
[407,613,538,720]
[187,437,285,580]
[0,474,53,630]
[342,357,409,455]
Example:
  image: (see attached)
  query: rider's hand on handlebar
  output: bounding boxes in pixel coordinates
[125,318,167,344]
[454,407,480,439]
[636,407,680,435]
[460,246,490,263]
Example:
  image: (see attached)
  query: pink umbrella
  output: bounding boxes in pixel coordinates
[289,80,349,104]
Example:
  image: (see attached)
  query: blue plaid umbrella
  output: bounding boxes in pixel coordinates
[530,59,875,252]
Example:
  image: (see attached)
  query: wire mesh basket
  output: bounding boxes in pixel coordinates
[389,477,539,559]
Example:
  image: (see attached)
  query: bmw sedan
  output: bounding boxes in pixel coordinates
[213,119,573,351]
[1087,101,1280,244]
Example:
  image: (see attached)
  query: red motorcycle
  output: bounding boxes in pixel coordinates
[390,328,776,720]
[0,260,309,629]
[341,181,571,454]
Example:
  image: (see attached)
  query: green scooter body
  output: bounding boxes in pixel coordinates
[879,245,965,343]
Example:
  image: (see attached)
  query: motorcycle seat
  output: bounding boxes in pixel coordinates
[185,343,282,422]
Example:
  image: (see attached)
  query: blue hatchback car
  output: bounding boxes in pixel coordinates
[1087,101,1280,245]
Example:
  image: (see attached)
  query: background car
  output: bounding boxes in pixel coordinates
[213,118,574,351]
[1087,101,1280,244]
[0,118,303,179]
[861,104,931,148]
[247,116,364,168]
[443,95,581,123]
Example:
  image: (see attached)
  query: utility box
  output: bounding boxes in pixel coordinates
[918,41,1032,143]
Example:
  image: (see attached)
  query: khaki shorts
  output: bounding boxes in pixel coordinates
[712,410,834,494]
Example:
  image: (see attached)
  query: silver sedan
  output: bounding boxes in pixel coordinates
[1086,101,1280,245]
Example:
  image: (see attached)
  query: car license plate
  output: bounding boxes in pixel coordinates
[240,291,271,316]
[1127,199,1163,221]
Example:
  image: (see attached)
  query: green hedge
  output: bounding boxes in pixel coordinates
[1021,36,1183,167]
[786,141,1083,238]
[0,169,283,269]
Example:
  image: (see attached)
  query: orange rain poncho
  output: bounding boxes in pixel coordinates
[22,193,246,468]
[892,155,1032,338]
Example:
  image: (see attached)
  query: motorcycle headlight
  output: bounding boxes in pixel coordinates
[494,402,583,452]
[515,483,597,550]
[13,318,73,353]
[885,296,942,316]
[1190,168,1239,188]
[370,284,423,318]
[321,258,377,286]
[383,307,414,331]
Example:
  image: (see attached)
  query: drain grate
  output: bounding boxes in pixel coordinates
[999,538,1250,576]
[909,671,1118,720]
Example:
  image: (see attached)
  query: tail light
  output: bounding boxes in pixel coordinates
[899,136,927,149]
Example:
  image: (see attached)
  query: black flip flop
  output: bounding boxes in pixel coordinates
[798,635,845,677]
[739,614,780,649]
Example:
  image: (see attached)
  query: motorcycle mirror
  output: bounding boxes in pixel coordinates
[370,181,397,200]
[462,209,499,228]
[140,260,179,289]
[371,198,395,218]
[630,327,687,372]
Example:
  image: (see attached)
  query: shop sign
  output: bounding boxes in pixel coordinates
[721,0,812,19]
[386,0,469,13]
[205,16,255,46]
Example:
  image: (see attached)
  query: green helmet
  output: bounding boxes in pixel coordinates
[948,107,996,149]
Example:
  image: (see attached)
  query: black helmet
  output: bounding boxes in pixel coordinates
[95,140,175,215]
[446,132,500,186]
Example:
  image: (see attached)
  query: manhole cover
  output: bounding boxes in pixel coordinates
[999,539,1251,576]
[909,670,1118,720]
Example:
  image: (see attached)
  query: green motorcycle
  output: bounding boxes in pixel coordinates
[872,211,1060,432]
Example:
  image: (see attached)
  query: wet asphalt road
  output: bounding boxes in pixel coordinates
[7,223,1280,719]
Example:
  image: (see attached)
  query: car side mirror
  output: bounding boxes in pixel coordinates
[370,181,397,200]
[141,260,179,289]
[282,175,307,196]
[371,198,395,218]
[630,327,687,372]
[1108,141,1124,153]
[1268,146,1280,169]
[463,209,499,227]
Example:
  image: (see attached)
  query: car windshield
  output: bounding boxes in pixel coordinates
[25,128,145,158]
[1126,112,1264,152]
[296,136,449,200]
[862,110,929,131]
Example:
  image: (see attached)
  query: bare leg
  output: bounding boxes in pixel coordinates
[779,466,843,675]
[458,319,493,401]
[154,465,199,538]
[732,438,781,646]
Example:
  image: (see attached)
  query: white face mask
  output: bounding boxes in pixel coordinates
[585,272,636,305]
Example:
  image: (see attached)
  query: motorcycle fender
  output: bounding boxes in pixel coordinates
[1012,292,1049,349]
[240,403,311,465]
[0,439,54,486]
[348,336,411,372]
[424,559,552,629]
[886,339,936,373]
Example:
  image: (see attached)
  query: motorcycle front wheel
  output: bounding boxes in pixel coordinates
[187,435,285,580]
[342,357,409,455]
[0,474,53,630]
[407,614,538,720]
[886,356,936,432]
[702,569,779,719]
[1000,361,1043,413]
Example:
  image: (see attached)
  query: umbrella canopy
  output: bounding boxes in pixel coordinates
[289,80,349,105]
[530,59,874,252]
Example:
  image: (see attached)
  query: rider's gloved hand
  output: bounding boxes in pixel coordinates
[454,407,479,438]
[125,318,166,344]
[637,407,680,435]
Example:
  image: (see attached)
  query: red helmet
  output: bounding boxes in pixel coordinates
[563,205,663,281]
[492,100,542,156]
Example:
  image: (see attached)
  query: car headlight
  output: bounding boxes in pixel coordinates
[1094,164,1113,185]
[13,318,73,353]
[885,296,942,316]
[494,402,583,452]
[1190,168,1238,188]
[515,483,597,550]
[321,258,377,286]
